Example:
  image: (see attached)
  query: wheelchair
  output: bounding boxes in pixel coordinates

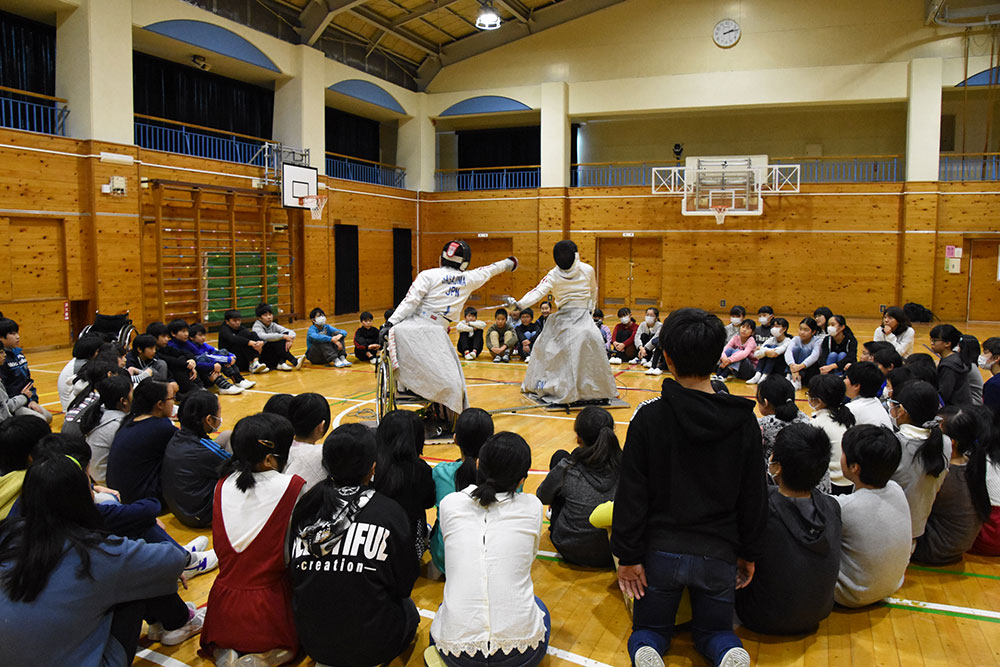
[374,347,457,438]
[79,311,137,348]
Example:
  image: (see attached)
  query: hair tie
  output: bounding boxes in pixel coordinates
[784,398,794,404]
[922,416,942,430]
[65,455,82,470]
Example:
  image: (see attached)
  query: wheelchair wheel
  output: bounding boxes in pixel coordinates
[78,325,93,340]
[375,349,396,423]
[117,324,137,348]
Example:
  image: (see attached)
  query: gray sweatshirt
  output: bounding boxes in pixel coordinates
[252,319,296,342]
[536,458,618,568]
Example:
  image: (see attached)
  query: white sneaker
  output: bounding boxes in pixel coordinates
[146,620,164,642]
[183,536,209,553]
[609,357,622,364]
[184,549,218,578]
[332,358,344,368]
[719,647,751,667]
[791,378,802,391]
[629,357,640,364]
[642,360,652,368]
[160,604,206,646]
[339,357,352,366]
[218,384,243,395]
[214,649,240,667]
[249,359,268,374]
[645,367,662,376]
[369,357,377,364]
[276,362,293,372]
[238,379,256,389]
[294,355,305,370]
[524,356,530,363]
[746,373,762,385]
[634,646,664,667]
[235,649,296,666]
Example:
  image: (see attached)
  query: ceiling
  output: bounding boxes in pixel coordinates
[191,0,626,91]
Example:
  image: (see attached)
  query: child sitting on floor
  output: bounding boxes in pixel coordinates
[633,307,662,367]
[715,318,757,382]
[188,323,254,390]
[252,304,303,372]
[125,334,169,383]
[593,310,611,352]
[514,307,540,361]
[218,310,266,374]
[167,320,241,395]
[725,305,747,341]
[748,317,791,385]
[0,318,51,423]
[306,307,351,368]
[609,308,637,364]
[485,308,518,363]
[353,311,381,364]
[456,307,485,361]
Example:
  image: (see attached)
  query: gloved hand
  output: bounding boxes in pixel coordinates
[504,296,519,310]
[507,256,518,272]
[378,322,393,347]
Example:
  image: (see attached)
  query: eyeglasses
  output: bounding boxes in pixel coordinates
[887,399,901,408]
[164,394,176,402]
[258,439,276,449]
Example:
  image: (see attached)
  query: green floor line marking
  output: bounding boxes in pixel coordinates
[536,555,562,563]
[907,564,1000,581]
[885,603,1000,624]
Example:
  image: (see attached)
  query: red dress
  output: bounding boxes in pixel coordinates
[971,506,1000,556]
[200,474,305,654]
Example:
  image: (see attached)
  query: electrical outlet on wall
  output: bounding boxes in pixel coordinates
[880,304,887,313]
[720,299,726,308]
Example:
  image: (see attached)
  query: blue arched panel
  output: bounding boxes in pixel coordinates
[957,66,1000,87]
[328,79,406,115]
[440,95,532,116]
[143,20,280,73]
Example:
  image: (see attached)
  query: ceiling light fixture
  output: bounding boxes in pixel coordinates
[476,1,501,30]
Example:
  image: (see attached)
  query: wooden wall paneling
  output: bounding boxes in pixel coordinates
[967,239,1000,321]
[598,237,632,310]
[9,217,66,299]
[227,193,238,318]
[357,229,395,312]
[631,236,662,310]
[0,218,9,297]
[900,186,939,312]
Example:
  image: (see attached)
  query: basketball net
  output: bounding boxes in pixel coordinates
[711,205,729,225]
[299,195,328,220]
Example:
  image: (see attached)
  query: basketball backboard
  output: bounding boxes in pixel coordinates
[281,163,318,209]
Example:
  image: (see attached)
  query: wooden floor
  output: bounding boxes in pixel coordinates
[23,316,1000,667]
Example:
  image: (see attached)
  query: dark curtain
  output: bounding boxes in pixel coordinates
[0,10,55,95]
[392,227,412,306]
[133,52,274,139]
[457,126,540,168]
[334,224,359,315]
[326,107,379,161]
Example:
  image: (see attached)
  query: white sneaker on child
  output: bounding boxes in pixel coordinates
[183,536,209,554]
[642,360,652,368]
[791,377,802,391]
[746,373,762,385]
[294,355,305,370]
[339,357,352,366]
[609,357,622,364]
[718,647,751,667]
[217,383,244,395]
[238,379,256,389]
[276,363,293,372]
[634,646,664,667]
[645,367,662,376]
[332,358,344,368]
[235,649,296,666]
[249,359,268,374]
[160,604,206,646]
[629,357,640,364]
[369,357,377,364]
[184,549,219,578]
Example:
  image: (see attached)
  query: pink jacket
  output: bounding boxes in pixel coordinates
[721,334,757,364]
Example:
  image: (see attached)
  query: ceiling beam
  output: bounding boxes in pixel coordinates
[392,0,465,28]
[494,0,531,24]
[350,6,441,55]
[297,0,370,45]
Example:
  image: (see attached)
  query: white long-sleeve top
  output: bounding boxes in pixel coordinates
[515,257,597,312]
[754,335,792,360]
[390,259,515,328]
[635,321,662,350]
[455,319,486,333]
[873,326,915,357]
[785,335,822,368]
[252,320,295,342]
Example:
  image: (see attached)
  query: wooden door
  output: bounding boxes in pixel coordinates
[968,239,1000,322]
[631,237,662,312]
[598,237,662,312]
[465,237,513,308]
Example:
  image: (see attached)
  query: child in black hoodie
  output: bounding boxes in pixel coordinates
[612,307,767,667]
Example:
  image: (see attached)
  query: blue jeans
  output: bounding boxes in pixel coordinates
[628,551,742,667]
[431,597,551,667]
[791,347,811,365]
[757,354,786,377]
[825,351,846,372]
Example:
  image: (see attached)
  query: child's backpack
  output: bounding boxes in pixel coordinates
[903,302,935,323]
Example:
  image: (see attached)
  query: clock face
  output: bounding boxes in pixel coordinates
[713,19,741,48]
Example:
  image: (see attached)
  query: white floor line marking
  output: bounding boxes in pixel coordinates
[491,411,630,426]
[29,368,61,373]
[135,648,192,667]
[332,398,376,428]
[885,597,1000,620]
[537,549,560,558]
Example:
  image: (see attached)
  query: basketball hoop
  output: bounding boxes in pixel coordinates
[711,205,729,225]
[298,195,328,220]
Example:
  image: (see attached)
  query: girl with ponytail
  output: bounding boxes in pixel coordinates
[913,406,991,564]
[930,323,972,406]
[429,408,494,575]
[201,412,303,665]
[537,406,621,567]
[430,432,551,667]
[808,374,856,494]
[888,380,951,543]
[81,374,132,485]
[756,375,809,464]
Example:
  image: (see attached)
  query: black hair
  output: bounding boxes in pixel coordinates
[520,308,534,318]
[808,374,855,429]
[553,239,578,270]
[132,334,157,352]
[66,360,123,419]
[903,354,939,389]
[262,393,294,419]
[863,340,894,356]
[886,366,913,397]
[812,307,833,323]
[772,422,831,492]
[983,337,1000,356]
[454,408,494,492]
[757,375,799,422]
[178,390,220,438]
[77,374,132,436]
[829,314,848,330]
[321,423,377,486]
[939,405,992,522]
[189,323,207,338]
[471,432,531,507]
[739,318,756,330]
[224,413,294,492]
[874,348,903,372]
[593,309,604,319]
[361,311,373,321]
[94,343,126,368]
[145,321,168,338]
[846,361,883,398]
[495,308,508,319]
[572,406,621,472]
[646,307,660,318]
[288,392,330,440]
[799,317,820,335]
[658,308,727,377]
[729,305,746,317]
[0,416,52,474]
[757,306,774,315]
[309,307,325,320]
[841,424,901,488]
[224,310,242,322]
[0,318,19,339]
[930,324,962,350]
[122,378,169,429]
[384,309,394,321]
[770,317,789,333]
[167,319,189,336]
[616,307,631,317]
[883,306,911,336]
[31,433,92,469]
[895,381,946,477]
[373,410,425,498]
[255,303,273,317]
[0,455,111,602]
[463,306,477,317]
[72,334,105,360]
[958,335,981,370]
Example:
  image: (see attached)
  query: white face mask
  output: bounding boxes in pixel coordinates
[314,315,327,326]
[620,316,631,325]
[759,315,769,324]
[730,317,742,325]
[980,354,994,369]
[827,325,838,336]
[645,316,656,326]
[770,327,782,338]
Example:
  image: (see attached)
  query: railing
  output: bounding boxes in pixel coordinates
[770,155,901,183]
[939,153,1000,181]
[435,166,541,191]
[0,85,69,136]
[572,161,681,187]
[134,114,269,167]
[325,152,406,188]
